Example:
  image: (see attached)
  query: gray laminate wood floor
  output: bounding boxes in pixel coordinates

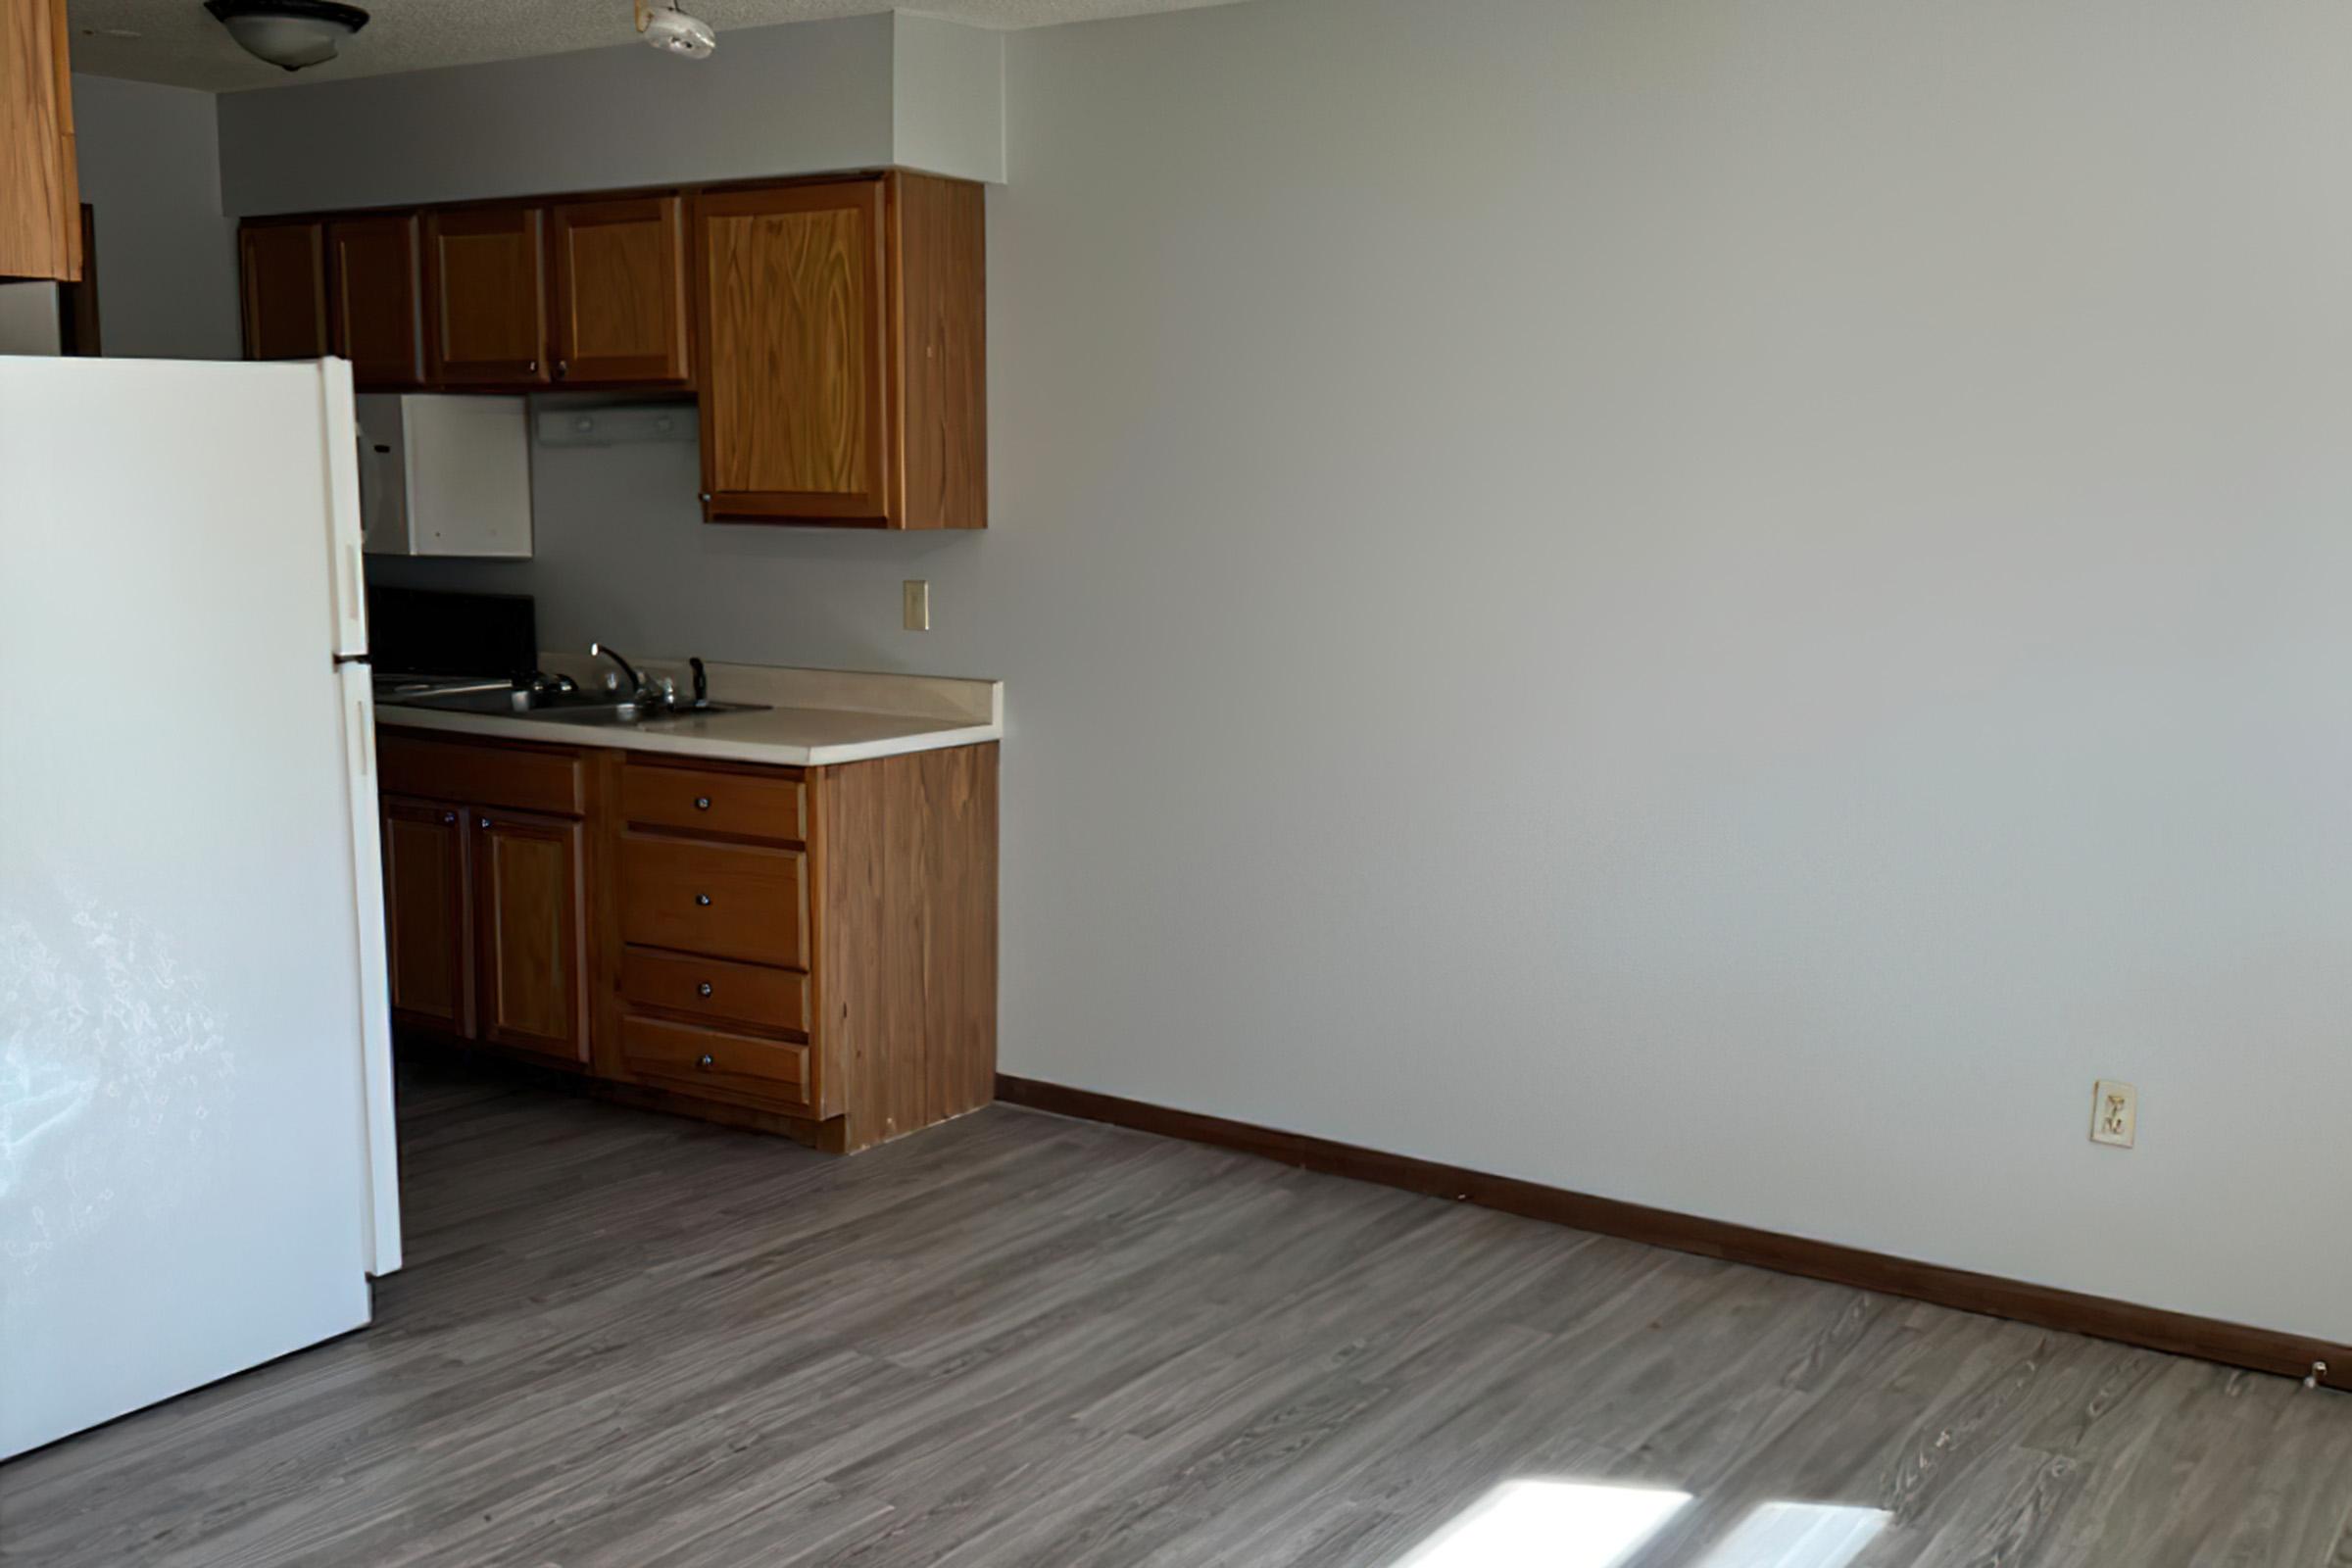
[6,1056,2351,1566]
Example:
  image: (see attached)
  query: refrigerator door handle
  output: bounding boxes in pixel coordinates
[319,359,369,660]
[339,663,402,1277]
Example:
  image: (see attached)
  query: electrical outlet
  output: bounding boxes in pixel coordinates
[2090,1080,2137,1149]
[903,579,930,632]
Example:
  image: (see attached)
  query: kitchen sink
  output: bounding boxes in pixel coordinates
[539,699,770,726]
[388,685,634,716]
[384,683,770,725]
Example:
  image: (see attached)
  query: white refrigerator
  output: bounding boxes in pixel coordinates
[0,355,402,1459]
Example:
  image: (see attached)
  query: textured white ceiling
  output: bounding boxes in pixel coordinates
[68,0,1253,92]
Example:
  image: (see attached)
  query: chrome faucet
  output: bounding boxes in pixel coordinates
[588,642,651,704]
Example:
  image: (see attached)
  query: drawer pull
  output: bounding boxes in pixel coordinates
[694,796,711,810]
[697,982,713,997]
[695,893,712,906]
[697,1054,715,1070]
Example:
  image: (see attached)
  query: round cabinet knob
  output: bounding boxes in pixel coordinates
[699,493,712,503]
[441,811,456,824]
[477,817,490,829]
[696,1054,714,1071]
[555,359,568,379]
[526,360,539,373]
[695,893,712,906]
[697,982,713,998]
[694,797,711,811]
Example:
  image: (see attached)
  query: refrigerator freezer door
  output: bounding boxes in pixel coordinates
[0,358,379,1459]
[338,663,402,1276]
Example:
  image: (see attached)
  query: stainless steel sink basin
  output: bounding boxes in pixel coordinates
[389,686,635,716]
[384,684,771,725]
[665,700,770,718]
[539,699,769,726]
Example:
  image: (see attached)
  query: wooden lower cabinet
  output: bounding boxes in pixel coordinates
[378,737,590,1067]
[377,728,997,1152]
[381,797,469,1033]
[472,809,587,1063]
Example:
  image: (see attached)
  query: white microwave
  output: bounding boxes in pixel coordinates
[356,393,533,558]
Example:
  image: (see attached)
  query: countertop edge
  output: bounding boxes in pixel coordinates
[375,706,1004,768]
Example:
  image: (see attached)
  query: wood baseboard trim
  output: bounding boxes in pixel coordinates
[996,1074,2347,1391]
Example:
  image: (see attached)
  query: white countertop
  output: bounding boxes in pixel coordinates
[374,658,1003,768]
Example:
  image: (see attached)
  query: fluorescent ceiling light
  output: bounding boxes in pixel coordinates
[1393,1480,1691,1568]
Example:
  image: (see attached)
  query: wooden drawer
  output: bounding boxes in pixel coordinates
[619,947,808,1035]
[379,732,583,817]
[619,1012,812,1113]
[618,833,807,965]
[621,759,805,844]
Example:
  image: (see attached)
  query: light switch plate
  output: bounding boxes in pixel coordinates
[904,579,930,632]
[2090,1080,2137,1149]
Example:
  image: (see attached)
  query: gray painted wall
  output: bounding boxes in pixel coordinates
[370,0,2352,1343]
[894,14,1006,186]
[215,13,1005,217]
[71,74,239,360]
[218,14,895,216]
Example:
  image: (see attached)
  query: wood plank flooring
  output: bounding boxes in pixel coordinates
[5,1054,2351,1566]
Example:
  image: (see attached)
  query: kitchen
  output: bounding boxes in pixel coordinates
[3,1,1007,1463]
[15,0,2352,1561]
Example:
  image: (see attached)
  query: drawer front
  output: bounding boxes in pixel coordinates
[619,1012,812,1112]
[619,834,807,965]
[619,947,808,1034]
[621,760,806,844]
[379,732,584,817]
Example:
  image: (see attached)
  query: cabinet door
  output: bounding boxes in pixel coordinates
[549,195,689,386]
[472,808,588,1064]
[239,221,329,361]
[328,215,424,388]
[0,0,79,282]
[382,797,470,1034]
[695,180,890,523]
[423,205,548,386]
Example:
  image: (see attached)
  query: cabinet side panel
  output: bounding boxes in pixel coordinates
[0,0,74,281]
[895,173,987,530]
[820,743,997,1151]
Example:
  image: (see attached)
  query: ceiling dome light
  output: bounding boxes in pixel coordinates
[639,1,716,59]
[203,0,369,73]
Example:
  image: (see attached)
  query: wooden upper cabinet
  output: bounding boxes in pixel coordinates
[328,215,424,389]
[423,204,548,387]
[697,179,891,524]
[895,174,987,533]
[239,221,329,361]
[0,0,78,283]
[694,173,984,529]
[550,195,690,386]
